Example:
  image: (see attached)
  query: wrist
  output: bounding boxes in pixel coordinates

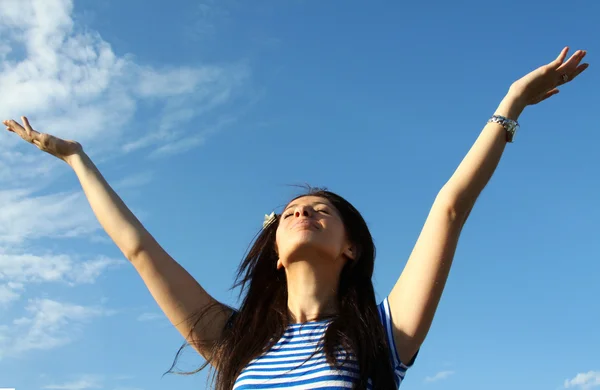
[64,150,88,168]
[495,90,528,121]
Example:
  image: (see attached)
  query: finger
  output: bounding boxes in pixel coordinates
[20,116,33,138]
[3,119,25,134]
[551,47,569,68]
[558,50,586,76]
[22,116,33,131]
[538,89,560,103]
[4,119,35,142]
[573,62,589,79]
[560,62,589,84]
[562,50,586,69]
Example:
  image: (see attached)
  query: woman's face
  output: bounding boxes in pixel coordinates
[275,195,354,269]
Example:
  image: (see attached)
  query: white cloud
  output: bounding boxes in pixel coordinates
[147,130,206,156]
[0,0,248,153]
[42,374,141,390]
[0,250,121,306]
[0,0,248,244]
[186,0,233,40]
[0,0,249,245]
[0,149,58,187]
[424,370,455,383]
[0,0,131,144]
[149,114,236,157]
[136,312,163,322]
[0,282,21,304]
[0,189,100,244]
[565,371,600,390]
[70,256,122,284]
[43,375,103,390]
[112,375,135,381]
[0,0,248,361]
[112,387,143,390]
[0,252,117,283]
[135,66,223,98]
[0,298,113,357]
[114,171,154,191]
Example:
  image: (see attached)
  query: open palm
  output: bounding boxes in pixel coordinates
[512,47,589,105]
[3,117,82,162]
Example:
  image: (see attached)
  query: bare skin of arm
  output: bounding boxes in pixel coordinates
[387,47,589,364]
[3,119,230,362]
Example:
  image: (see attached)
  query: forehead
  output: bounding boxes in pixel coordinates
[284,195,334,210]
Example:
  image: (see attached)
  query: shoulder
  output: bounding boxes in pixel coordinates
[377,298,418,369]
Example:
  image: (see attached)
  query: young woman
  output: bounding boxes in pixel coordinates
[4,47,588,389]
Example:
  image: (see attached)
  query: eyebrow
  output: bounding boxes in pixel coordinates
[283,201,333,213]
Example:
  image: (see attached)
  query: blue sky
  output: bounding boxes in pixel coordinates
[0,0,598,389]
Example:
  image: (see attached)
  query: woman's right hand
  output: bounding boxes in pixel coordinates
[508,47,588,107]
[4,116,83,164]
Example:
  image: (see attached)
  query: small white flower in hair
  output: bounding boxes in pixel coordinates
[263,212,276,229]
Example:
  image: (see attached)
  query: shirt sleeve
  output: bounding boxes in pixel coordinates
[377,297,418,387]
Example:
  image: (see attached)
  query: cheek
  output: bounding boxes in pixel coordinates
[323,219,346,241]
[275,227,289,253]
[273,231,280,254]
[275,228,283,247]
[275,227,302,251]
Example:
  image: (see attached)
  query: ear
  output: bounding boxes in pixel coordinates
[343,244,357,261]
[276,258,284,270]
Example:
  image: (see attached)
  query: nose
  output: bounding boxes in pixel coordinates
[294,205,312,218]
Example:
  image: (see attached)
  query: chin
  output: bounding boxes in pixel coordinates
[281,239,336,262]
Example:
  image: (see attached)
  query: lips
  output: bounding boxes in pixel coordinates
[292,219,319,230]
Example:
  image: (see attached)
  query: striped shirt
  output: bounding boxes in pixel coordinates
[232,297,411,389]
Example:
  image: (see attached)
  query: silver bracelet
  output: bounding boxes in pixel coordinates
[488,115,519,143]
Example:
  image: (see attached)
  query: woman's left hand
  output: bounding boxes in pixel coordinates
[510,47,589,106]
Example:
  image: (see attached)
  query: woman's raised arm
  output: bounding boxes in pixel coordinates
[387,47,589,365]
[3,117,231,362]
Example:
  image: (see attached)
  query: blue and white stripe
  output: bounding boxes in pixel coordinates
[232,297,409,389]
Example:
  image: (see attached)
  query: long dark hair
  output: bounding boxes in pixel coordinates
[171,187,397,389]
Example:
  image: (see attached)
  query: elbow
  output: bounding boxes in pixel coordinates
[434,188,473,224]
[123,244,143,263]
[121,231,154,263]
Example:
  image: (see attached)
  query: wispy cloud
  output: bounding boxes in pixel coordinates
[0,0,249,362]
[0,253,119,284]
[114,171,154,191]
[0,251,121,305]
[0,0,249,244]
[43,375,103,390]
[0,299,113,357]
[0,149,57,188]
[112,387,144,390]
[0,0,132,144]
[149,114,237,157]
[0,0,248,156]
[43,374,143,390]
[565,371,600,390]
[136,312,163,322]
[0,282,21,305]
[187,0,234,40]
[0,189,100,244]
[424,370,455,383]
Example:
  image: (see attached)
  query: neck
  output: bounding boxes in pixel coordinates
[284,259,340,323]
